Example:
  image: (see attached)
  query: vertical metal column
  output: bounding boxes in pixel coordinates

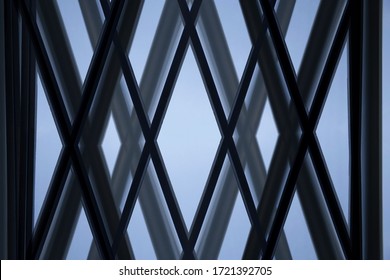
[349,0,363,260]
[361,0,383,260]
[4,0,20,259]
[2,0,384,260]
[0,0,8,260]
[19,0,36,259]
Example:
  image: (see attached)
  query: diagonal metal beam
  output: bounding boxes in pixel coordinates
[243,0,348,259]
[195,0,293,260]
[14,0,126,259]
[35,0,139,259]
[175,0,272,259]
[258,0,351,259]
[1,0,384,261]
[111,0,215,259]
[92,0,184,259]
[100,0,184,258]
[33,0,81,259]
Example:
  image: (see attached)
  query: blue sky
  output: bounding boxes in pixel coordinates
[33,0,389,260]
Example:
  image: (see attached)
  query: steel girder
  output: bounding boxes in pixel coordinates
[34,0,140,259]
[242,0,347,259]
[0,0,383,260]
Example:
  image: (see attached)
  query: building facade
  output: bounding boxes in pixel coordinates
[0,0,384,259]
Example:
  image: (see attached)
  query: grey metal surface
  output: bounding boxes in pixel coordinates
[195,0,293,260]
[35,0,81,259]
[243,0,347,259]
[0,0,8,260]
[80,0,182,259]
[1,0,384,260]
[361,0,383,259]
[36,0,136,259]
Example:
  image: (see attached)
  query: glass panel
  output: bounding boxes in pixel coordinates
[284,0,320,71]
[234,63,268,206]
[34,75,62,225]
[316,42,349,222]
[130,0,183,121]
[22,0,389,260]
[56,0,93,82]
[128,0,165,83]
[257,100,278,172]
[67,206,94,260]
[128,161,181,259]
[127,199,156,260]
[196,0,249,117]
[218,158,251,260]
[110,72,145,212]
[40,169,81,259]
[195,154,237,260]
[213,0,252,80]
[101,112,121,177]
[284,191,317,259]
[158,47,220,228]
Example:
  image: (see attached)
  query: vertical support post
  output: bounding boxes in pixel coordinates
[361,0,382,260]
[4,0,20,259]
[0,0,8,260]
[349,0,363,260]
[19,0,36,259]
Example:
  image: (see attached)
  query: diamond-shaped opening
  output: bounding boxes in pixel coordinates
[283,190,317,259]
[195,154,236,259]
[129,0,183,120]
[101,112,121,177]
[284,0,321,72]
[234,64,273,204]
[56,0,93,82]
[39,169,83,259]
[80,54,144,207]
[127,199,156,260]
[36,0,88,122]
[128,161,181,259]
[316,43,349,221]
[34,75,62,225]
[157,47,221,228]
[196,0,250,117]
[128,0,164,83]
[213,0,252,80]
[284,153,346,260]
[66,205,94,260]
[100,76,146,213]
[243,64,267,115]
[283,153,320,260]
[243,165,261,207]
[256,100,279,172]
[83,163,134,260]
[217,157,251,259]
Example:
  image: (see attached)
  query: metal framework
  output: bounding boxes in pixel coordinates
[0,0,383,259]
